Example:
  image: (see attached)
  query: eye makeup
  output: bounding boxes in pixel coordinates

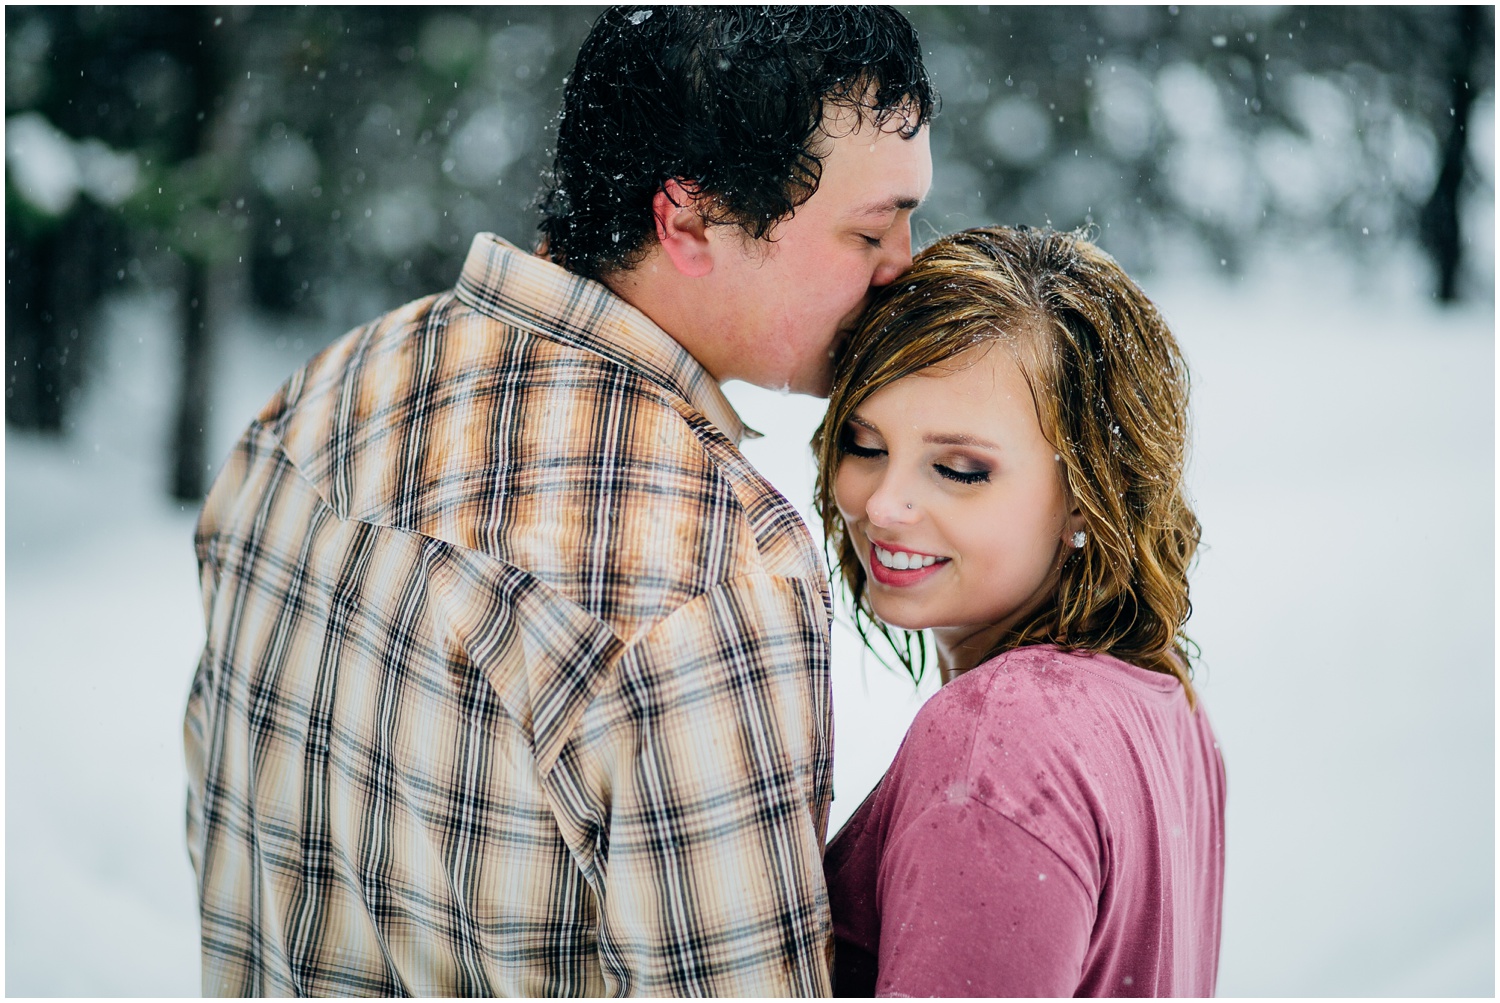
[838,421,885,458]
[934,462,989,485]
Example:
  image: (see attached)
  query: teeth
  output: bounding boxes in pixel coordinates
[874,545,939,570]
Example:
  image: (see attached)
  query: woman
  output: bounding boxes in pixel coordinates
[815,227,1225,997]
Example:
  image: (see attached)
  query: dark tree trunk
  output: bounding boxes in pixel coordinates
[1420,5,1481,303]
[5,229,65,432]
[171,262,213,501]
[5,209,106,432]
[167,7,228,500]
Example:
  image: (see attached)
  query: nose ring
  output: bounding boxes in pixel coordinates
[905,503,913,510]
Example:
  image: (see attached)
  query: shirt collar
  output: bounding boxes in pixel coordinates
[454,233,760,445]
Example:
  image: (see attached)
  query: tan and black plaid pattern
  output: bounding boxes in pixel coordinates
[185,234,834,996]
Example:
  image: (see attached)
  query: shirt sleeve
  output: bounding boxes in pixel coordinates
[874,797,1095,998]
[568,573,834,997]
[183,428,256,883]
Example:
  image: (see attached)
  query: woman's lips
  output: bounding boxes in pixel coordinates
[867,541,949,587]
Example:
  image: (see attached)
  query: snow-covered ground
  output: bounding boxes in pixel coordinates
[5,246,1493,996]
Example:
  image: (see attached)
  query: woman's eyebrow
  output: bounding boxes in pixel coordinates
[923,431,1000,449]
[850,415,997,449]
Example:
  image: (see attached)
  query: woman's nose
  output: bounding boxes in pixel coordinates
[864,473,920,527]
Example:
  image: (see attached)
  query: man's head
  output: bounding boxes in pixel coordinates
[538,6,936,396]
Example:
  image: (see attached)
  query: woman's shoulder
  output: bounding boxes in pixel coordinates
[952,644,1186,729]
[882,645,1220,923]
[894,644,1204,803]
[892,647,1110,800]
[915,645,1199,819]
[904,647,1078,743]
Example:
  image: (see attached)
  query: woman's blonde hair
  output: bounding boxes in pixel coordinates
[813,226,1201,702]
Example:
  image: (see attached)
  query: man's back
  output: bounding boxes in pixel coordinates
[186,235,833,995]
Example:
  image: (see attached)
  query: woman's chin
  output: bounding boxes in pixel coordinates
[867,604,936,634]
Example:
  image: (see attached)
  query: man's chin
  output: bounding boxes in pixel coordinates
[787,367,836,399]
[812,330,858,397]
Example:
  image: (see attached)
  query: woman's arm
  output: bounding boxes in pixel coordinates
[874,798,1095,998]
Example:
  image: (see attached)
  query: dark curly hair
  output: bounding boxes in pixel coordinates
[538,6,936,280]
[813,226,1202,704]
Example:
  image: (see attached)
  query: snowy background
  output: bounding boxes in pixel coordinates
[6,239,1493,996]
[5,5,1495,997]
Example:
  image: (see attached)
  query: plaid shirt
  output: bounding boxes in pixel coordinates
[186,234,834,996]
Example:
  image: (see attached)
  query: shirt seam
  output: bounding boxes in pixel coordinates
[959,663,1097,895]
[451,242,746,443]
[985,644,1180,697]
[446,291,752,451]
[266,365,773,619]
[884,793,1093,903]
[271,421,809,656]
[548,569,830,894]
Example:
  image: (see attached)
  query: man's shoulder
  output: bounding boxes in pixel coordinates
[222,278,820,638]
[265,281,728,503]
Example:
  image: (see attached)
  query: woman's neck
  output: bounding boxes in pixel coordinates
[934,622,1012,685]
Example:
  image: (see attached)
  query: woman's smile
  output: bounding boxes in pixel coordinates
[866,537,950,585]
[833,343,1078,663]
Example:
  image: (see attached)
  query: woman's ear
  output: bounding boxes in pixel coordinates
[652,179,714,278]
[1059,481,1087,550]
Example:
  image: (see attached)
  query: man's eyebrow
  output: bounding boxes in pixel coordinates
[847,195,923,218]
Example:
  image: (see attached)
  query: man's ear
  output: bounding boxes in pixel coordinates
[652,179,714,278]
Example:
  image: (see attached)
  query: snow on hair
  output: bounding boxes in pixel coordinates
[813,225,1201,703]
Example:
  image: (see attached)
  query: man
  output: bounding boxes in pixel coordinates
[186,7,933,996]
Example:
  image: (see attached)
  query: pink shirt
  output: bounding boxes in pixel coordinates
[825,646,1226,997]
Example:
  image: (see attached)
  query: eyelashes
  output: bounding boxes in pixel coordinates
[935,464,989,485]
[839,426,992,485]
[838,427,884,458]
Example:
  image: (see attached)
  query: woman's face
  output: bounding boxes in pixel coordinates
[833,343,1079,668]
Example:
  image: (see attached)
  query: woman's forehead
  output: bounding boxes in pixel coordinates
[854,347,1044,435]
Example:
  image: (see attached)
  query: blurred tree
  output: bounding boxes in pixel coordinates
[5,6,1493,501]
[4,5,602,497]
[905,5,1494,297]
[5,6,244,500]
[6,7,135,433]
[221,5,600,319]
[151,7,235,501]
[1419,5,1485,302]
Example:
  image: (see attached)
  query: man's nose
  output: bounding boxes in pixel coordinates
[869,221,913,288]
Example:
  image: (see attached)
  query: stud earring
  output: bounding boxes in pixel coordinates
[1071,530,1088,548]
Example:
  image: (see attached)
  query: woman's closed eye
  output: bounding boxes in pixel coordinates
[934,461,990,485]
[839,426,885,458]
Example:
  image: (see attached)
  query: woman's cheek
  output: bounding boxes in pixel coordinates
[832,463,865,526]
